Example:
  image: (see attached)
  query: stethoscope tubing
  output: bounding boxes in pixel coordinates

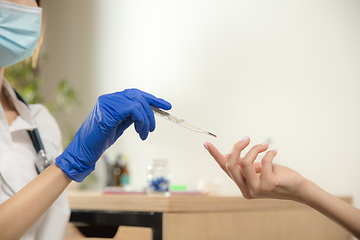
[14,90,45,153]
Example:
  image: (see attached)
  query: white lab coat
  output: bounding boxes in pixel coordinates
[0,79,70,240]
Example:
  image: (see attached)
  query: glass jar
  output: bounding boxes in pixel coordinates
[146,159,170,196]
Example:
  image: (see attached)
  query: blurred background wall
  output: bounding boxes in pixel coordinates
[40,0,360,208]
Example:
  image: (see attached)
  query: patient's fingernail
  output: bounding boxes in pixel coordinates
[261,142,268,146]
[203,143,209,151]
[241,136,249,142]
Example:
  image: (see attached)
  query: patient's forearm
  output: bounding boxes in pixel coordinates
[0,163,72,240]
[300,180,360,239]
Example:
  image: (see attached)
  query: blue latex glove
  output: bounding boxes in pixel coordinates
[55,88,171,182]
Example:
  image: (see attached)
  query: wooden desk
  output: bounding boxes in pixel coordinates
[67,191,352,240]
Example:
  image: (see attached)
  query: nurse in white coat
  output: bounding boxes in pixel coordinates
[0,1,172,239]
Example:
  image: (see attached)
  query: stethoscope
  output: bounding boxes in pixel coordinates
[0,89,54,196]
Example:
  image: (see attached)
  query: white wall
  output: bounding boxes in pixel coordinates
[41,1,98,132]
[41,0,360,209]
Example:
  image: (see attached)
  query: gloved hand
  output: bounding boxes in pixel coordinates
[55,88,171,182]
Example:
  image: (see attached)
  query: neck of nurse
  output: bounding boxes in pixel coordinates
[0,66,19,126]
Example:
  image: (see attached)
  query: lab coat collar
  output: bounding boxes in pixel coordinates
[2,78,38,131]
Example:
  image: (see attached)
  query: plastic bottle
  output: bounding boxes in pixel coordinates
[146,159,170,196]
[119,156,130,187]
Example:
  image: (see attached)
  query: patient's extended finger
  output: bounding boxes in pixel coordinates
[226,137,250,169]
[226,137,253,198]
[261,149,278,183]
[204,142,230,177]
[240,143,269,190]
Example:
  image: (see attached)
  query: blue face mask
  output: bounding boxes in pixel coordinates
[0,1,42,67]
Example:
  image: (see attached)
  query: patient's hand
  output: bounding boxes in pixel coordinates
[204,137,307,201]
[205,137,360,239]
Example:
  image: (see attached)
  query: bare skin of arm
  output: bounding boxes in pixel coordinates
[204,137,360,239]
[1,69,72,240]
[0,164,72,240]
[0,68,70,240]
